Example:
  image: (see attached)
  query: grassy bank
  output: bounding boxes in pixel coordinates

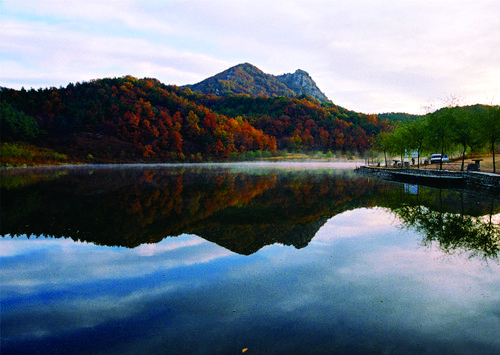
[0,142,72,167]
[0,143,358,167]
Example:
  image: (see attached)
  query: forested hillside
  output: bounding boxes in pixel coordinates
[377,112,421,124]
[196,94,389,152]
[1,75,389,164]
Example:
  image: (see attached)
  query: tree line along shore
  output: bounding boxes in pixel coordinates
[1,77,498,171]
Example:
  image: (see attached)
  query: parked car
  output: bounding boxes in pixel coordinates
[430,154,449,164]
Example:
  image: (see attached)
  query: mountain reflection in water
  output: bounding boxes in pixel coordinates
[2,163,500,355]
[1,163,499,259]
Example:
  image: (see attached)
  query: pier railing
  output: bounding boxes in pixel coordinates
[373,161,487,173]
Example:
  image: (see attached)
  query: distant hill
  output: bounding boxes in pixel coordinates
[184,63,331,104]
[377,112,421,123]
[1,75,390,165]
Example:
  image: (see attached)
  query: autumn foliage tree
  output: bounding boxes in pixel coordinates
[198,94,388,153]
[1,77,278,162]
[1,75,396,163]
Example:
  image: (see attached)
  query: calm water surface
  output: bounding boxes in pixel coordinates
[1,162,500,354]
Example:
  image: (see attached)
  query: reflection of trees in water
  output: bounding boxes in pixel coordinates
[393,189,500,261]
[2,167,499,258]
[1,167,383,253]
[1,167,278,248]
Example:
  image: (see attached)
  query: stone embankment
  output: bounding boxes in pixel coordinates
[356,166,500,196]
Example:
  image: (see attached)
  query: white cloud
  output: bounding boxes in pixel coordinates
[0,234,233,291]
[312,208,398,244]
[0,16,229,87]
[1,0,499,113]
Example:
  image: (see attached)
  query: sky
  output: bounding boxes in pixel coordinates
[1,0,499,114]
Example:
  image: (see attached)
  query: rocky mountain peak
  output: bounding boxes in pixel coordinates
[185,63,330,103]
[276,69,330,103]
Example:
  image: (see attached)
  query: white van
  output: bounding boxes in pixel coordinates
[430,154,449,164]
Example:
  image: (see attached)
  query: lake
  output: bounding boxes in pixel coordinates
[1,162,500,354]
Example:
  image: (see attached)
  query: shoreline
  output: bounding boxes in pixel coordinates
[356,165,500,196]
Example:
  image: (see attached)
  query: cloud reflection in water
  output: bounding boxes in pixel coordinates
[2,207,500,354]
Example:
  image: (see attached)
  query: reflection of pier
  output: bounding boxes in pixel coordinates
[388,169,465,189]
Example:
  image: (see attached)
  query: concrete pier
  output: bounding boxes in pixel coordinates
[355,166,500,195]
